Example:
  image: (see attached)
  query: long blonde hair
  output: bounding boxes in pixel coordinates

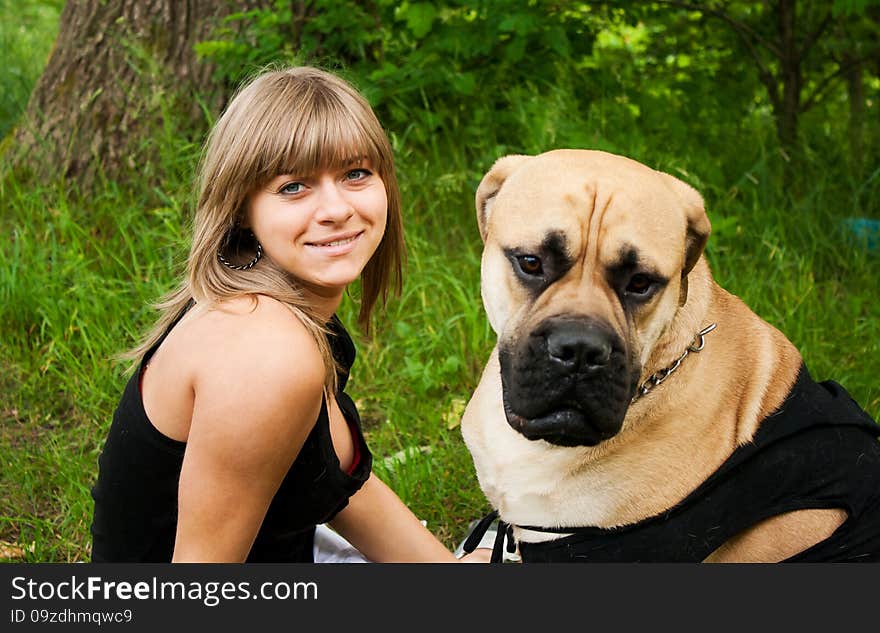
[127,66,405,390]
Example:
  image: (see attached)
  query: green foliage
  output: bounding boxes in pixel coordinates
[199,1,601,164]
[833,0,880,16]
[196,0,880,190]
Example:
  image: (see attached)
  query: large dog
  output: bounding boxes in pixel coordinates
[461,149,880,562]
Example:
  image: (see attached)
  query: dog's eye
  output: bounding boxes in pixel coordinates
[516,255,544,277]
[626,274,653,295]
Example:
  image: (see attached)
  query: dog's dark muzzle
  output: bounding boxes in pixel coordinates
[499,317,637,447]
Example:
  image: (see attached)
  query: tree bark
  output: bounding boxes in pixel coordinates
[775,0,800,156]
[843,54,865,172]
[11,0,267,187]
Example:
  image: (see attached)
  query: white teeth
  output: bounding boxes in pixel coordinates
[316,235,357,247]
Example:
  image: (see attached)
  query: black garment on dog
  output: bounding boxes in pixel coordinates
[515,365,880,562]
[90,309,371,562]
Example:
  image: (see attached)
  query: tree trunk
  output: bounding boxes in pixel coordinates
[843,54,865,173]
[11,0,267,187]
[775,0,800,185]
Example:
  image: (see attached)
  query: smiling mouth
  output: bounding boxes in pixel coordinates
[307,231,363,248]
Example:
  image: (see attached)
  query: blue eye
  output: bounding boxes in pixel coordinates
[279,181,305,194]
[345,168,371,181]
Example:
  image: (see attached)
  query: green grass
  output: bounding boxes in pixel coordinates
[1,3,878,563]
[0,0,62,140]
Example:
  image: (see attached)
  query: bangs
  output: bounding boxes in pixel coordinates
[260,86,385,181]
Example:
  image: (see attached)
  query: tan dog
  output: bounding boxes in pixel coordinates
[461,149,880,562]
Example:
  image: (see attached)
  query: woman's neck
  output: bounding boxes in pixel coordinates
[300,286,345,322]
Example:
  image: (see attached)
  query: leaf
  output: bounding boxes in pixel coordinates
[498,13,536,36]
[441,354,463,373]
[544,27,571,57]
[503,37,527,63]
[399,3,438,38]
[449,71,477,96]
[443,397,467,430]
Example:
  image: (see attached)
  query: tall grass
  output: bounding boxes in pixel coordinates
[1,4,877,562]
[0,0,62,140]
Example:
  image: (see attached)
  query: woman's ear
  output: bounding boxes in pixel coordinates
[475,154,531,242]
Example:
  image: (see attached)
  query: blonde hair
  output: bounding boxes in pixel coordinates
[127,66,405,390]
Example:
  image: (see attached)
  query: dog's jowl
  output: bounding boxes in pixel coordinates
[461,149,880,562]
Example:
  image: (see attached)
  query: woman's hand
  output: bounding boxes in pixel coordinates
[457,548,493,563]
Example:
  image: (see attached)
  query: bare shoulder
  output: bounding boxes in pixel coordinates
[172,296,331,560]
[186,295,327,425]
[191,295,323,371]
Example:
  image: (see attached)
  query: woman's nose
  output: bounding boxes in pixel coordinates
[314,178,354,223]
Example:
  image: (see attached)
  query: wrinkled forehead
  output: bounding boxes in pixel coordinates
[487,154,688,277]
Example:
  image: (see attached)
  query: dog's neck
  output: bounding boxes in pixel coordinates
[641,258,714,383]
[632,322,717,402]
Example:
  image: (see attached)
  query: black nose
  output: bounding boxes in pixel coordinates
[543,320,612,371]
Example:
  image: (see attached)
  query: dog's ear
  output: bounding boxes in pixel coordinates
[660,172,711,277]
[660,172,710,306]
[475,154,531,242]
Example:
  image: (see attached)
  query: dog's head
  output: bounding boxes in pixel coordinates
[475,149,710,447]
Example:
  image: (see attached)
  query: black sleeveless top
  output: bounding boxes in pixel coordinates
[513,365,880,562]
[90,309,372,562]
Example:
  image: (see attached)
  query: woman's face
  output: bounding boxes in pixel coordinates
[245,160,388,309]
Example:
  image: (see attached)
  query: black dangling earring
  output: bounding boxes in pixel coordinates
[218,229,263,270]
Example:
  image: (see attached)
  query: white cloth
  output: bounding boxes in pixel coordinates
[312,524,371,563]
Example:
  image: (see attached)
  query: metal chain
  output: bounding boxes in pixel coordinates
[631,323,717,403]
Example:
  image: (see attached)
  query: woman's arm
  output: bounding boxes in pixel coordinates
[328,472,492,563]
[328,472,457,562]
[171,299,326,562]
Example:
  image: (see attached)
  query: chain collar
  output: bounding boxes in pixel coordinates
[631,323,717,403]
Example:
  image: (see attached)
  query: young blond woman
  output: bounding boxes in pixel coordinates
[90,66,486,563]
